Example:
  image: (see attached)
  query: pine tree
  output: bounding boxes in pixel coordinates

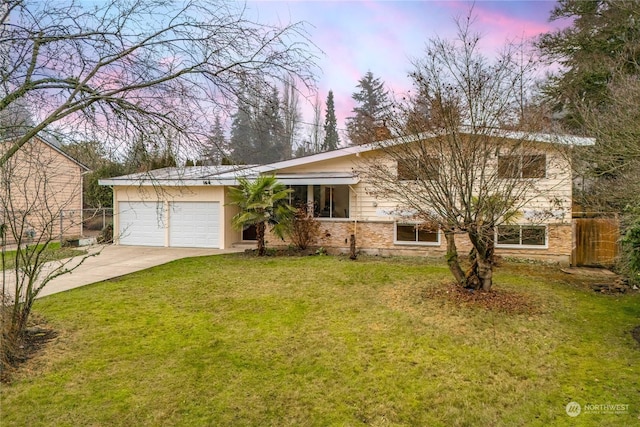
[229,93,256,164]
[322,90,339,151]
[202,115,227,165]
[345,71,391,145]
[255,87,285,164]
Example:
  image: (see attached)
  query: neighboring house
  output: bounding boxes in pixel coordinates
[99,130,594,265]
[0,135,89,244]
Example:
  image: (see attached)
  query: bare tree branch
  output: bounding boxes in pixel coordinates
[1,0,319,164]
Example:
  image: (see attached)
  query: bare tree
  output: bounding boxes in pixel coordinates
[1,0,318,166]
[281,77,301,160]
[1,139,97,372]
[574,73,640,211]
[360,15,569,291]
[310,93,324,154]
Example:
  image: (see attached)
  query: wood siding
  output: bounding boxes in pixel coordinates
[1,138,84,242]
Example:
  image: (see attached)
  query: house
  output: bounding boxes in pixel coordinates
[0,134,89,244]
[99,130,595,265]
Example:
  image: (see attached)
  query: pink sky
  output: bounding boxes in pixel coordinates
[245,0,567,145]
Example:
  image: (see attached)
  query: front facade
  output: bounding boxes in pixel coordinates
[101,130,594,265]
[1,135,88,243]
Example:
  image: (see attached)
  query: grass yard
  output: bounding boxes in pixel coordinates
[1,254,639,426]
[1,242,86,271]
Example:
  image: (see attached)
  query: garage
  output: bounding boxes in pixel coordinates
[169,201,220,248]
[118,201,165,246]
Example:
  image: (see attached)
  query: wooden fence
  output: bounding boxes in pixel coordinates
[573,217,620,267]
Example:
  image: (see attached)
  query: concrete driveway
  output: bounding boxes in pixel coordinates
[33,245,242,298]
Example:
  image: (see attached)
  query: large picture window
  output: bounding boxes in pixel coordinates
[496,225,546,247]
[395,223,440,245]
[312,185,349,218]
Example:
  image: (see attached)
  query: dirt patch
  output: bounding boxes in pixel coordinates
[632,326,640,346]
[1,326,58,383]
[423,284,540,315]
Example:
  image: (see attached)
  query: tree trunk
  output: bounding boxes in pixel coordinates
[476,256,493,291]
[467,227,495,292]
[444,232,465,285]
[349,234,357,260]
[256,222,266,256]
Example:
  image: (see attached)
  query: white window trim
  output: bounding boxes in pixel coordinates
[494,224,548,249]
[311,184,350,219]
[394,222,441,246]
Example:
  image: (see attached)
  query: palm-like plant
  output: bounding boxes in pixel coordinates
[227,175,294,256]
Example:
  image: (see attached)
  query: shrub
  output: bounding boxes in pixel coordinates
[97,224,113,244]
[287,207,320,250]
[620,208,640,286]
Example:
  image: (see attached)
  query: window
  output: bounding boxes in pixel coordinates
[242,224,257,241]
[312,185,349,218]
[496,225,546,247]
[397,159,418,180]
[522,155,546,178]
[395,223,440,245]
[498,155,546,179]
[397,157,439,181]
[288,185,308,209]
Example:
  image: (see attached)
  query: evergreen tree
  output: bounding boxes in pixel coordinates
[345,71,391,145]
[202,115,228,165]
[322,90,339,151]
[262,87,286,163]
[537,0,640,129]
[229,93,256,164]
[230,86,288,164]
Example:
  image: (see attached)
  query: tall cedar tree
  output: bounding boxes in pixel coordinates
[537,0,640,130]
[229,94,256,164]
[230,87,287,164]
[537,1,640,210]
[258,87,285,164]
[346,71,391,145]
[322,90,339,151]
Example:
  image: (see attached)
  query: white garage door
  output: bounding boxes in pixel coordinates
[118,201,165,246]
[169,202,220,248]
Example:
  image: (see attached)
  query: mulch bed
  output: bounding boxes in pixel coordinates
[1,326,58,383]
[423,284,540,315]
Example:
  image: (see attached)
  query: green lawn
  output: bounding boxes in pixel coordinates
[1,242,86,271]
[1,255,638,426]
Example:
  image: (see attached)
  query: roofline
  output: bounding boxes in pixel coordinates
[1,133,91,171]
[98,127,595,186]
[254,128,595,172]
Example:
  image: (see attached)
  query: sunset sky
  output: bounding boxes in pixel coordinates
[243,0,568,139]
